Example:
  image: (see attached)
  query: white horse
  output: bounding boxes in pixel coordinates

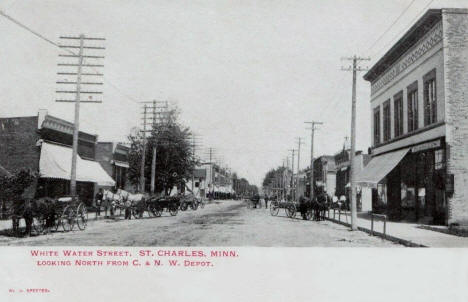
[102,189,123,217]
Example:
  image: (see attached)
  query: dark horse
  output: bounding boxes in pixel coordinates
[10,198,56,236]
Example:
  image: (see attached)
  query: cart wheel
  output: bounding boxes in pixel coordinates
[286,205,296,218]
[153,207,162,217]
[190,202,198,211]
[146,205,155,217]
[62,206,75,232]
[270,203,279,216]
[180,203,188,211]
[169,207,178,216]
[76,203,88,230]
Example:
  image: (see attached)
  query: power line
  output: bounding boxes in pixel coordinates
[0,9,141,105]
[365,0,418,53]
[370,0,436,58]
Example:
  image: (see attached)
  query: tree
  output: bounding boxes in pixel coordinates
[0,169,37,217]
[127,106,197,195]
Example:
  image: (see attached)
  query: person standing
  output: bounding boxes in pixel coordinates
[264,195,269,209]
[95,188,104,216]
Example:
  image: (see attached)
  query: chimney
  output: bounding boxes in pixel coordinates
[37,109,48,129]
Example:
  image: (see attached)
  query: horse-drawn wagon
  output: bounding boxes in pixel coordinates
[9,195,88,236]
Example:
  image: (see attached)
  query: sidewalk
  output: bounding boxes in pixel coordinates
[326,210,468,247]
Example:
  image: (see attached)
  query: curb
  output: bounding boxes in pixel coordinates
[324,217,427,247]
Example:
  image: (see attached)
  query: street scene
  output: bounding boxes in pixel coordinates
[0,199,398,247]
[1,1,468,248]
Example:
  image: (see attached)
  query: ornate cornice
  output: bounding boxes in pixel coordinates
[371,21,443,96]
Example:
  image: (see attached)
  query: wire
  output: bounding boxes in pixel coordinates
[370,0,436,58]
[365,0,417,53]
[0,9,140,105]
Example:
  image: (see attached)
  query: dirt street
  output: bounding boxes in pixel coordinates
[0,199,401,246]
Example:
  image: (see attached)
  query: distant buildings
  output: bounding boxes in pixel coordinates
[360,9,468,226]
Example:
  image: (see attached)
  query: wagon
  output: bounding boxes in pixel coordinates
[179,194,201,211]
[51,196,88,232]
[269,199,313,220]
[146,196,180,217]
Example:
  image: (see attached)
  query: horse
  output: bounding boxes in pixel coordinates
[117,189,146,218]
[102,189,122,218]
[9,198,56,236]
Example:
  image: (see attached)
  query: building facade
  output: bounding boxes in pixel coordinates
[312,155,337,199]
[96,142,131,191]
[0,110,114,203]
[360,9,468,225]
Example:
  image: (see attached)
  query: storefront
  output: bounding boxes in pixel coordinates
[357,138,447,225]
[37,141,115,204]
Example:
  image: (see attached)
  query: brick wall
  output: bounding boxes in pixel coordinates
[442,9,468,225]
[0,116,40,173]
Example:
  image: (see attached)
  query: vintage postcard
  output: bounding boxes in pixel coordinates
[1,1,468,301]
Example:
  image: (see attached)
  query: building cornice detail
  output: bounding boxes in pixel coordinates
[371,21,443,96]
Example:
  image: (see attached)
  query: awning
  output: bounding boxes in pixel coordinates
[355,148,410,187]
[113,160,130,168]
[39,142,116,186]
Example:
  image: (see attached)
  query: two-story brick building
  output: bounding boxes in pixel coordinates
[0,110,114,203]
[96,142,132,191]
[359,9,468,226]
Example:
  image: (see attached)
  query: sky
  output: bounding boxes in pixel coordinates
[1,0,467,186]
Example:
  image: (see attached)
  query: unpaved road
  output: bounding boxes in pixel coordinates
[0,199,400,246]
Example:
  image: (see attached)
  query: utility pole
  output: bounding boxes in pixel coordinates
[305,121,323,201]
[140,104,147,193]
[56,34,105,197]
[296,137,304,199]
[288,149,296,201]
[141,100,169,194]
[341,55,370,231]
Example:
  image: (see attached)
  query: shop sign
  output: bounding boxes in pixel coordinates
[411,139,441,153]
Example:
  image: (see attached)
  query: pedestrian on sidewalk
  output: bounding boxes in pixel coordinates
[95,188,103,216]
[264,195,269,209]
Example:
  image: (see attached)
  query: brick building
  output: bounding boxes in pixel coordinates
[0,110,114,203]
[359,9,468,226]
[96,142,132,191]
[312,155,336,199]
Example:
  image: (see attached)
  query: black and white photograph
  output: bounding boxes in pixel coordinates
[0,0,468,301]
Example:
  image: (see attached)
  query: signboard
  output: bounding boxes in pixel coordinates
[411,139,441,153]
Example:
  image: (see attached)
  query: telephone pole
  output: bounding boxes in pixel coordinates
[140,100,169,194]
[56,34,105,197]
[304,121,323,201]
[341,55,370,231]
[288,149,296,201]
[296,137,304,199]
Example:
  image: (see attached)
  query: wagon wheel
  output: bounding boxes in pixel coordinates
[190,202,198,211]
[180,203,188,211]
[76,203,88,230]
[146,204,155,217]
[169,206,178,216]
[61,206,75,232]
[132,207,141,219]
[286,205,296,218]
[270,202,279,216]
[153,207,163,217]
